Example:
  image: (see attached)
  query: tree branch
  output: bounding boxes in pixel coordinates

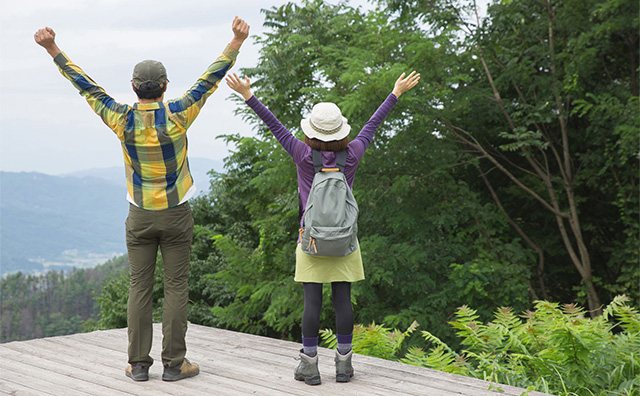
[478,166,549,300]
[441,119,570,218]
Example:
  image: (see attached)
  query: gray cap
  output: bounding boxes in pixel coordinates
[132,60,167,89]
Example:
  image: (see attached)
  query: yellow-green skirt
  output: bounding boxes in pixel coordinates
[295,242,365,283]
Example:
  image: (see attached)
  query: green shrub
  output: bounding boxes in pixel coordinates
[321,295,639,396]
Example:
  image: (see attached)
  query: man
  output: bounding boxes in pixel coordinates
[34,17,250,382]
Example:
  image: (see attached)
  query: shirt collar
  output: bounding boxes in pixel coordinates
[134,102,163,110]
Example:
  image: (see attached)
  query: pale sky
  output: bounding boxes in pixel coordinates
[0,0,372,175]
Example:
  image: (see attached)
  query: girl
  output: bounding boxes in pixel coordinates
[226,71,420,385]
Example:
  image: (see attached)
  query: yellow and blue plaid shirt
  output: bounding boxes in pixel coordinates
[53,45,238,210]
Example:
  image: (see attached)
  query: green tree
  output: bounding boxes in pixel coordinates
[382,0,639,313]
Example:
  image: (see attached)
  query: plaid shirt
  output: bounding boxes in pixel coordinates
[53,45,238,210]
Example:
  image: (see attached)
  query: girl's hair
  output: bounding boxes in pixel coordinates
[304,135,349,152]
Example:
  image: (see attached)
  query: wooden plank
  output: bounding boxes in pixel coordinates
[0,359,88,396]
[183,326,504,396]
[34,330,317,396]
[0,378,56,396]
[0,343,164,396]
[183,327,503,396]
[6,336,298,396]
[86,324,549,396]
[155,327,436,396]
[70,327,333,395]
[187,325,552,396]
[0,348,136,396]
[185,344,398,396]
[0,323,553,396]
[184,341,457,396]
[3,329,412,396]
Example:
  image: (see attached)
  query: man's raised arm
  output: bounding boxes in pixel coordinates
[34,26,130,139]
[167,17,250,129]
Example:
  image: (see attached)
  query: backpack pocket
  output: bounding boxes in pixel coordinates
[301,224,358,257]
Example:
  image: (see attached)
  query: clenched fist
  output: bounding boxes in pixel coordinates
[34,27,61,58]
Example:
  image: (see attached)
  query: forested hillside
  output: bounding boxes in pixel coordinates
[0,255,128,342]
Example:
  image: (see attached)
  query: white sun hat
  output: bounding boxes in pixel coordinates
[300,102,351,142]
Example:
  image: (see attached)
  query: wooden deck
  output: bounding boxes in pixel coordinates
[0,323,553,395]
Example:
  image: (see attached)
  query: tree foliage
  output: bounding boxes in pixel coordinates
[380,0,639,315]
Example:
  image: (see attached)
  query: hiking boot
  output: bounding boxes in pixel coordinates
[125,364,149,382]
[162,358,200,382]
[294,349,321,385]
[335,350,354,382]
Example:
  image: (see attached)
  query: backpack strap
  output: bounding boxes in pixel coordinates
[335,150,347,172]
[312,149,348,174]
[312,150,323,174]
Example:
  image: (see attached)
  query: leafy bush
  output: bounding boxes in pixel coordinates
[322,296,639,395]
[322,321,419,361]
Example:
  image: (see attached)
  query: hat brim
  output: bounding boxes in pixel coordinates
[300,117,351,142]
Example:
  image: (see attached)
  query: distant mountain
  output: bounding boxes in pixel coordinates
[0,172,128,275]
[0,158,222,276]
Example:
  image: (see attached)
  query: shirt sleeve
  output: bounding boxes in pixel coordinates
[348,93,399,161]
[54,52,131,140]
[245,95,308,164]
[166,45,239,130]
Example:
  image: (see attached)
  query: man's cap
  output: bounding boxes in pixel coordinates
[132,60,167,89]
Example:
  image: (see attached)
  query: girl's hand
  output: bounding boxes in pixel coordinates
[225,73,253,100]
[392,71,420,98]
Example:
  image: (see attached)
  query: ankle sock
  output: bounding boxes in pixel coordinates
[337,333,352,355]
[302,336,318,357]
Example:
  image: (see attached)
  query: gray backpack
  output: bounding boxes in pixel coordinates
[300,150,359,257]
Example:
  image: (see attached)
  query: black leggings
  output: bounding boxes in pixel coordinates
[302,282,353,337]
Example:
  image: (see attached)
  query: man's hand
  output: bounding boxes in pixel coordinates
[229,17,250,51]
[225,73,253,100]
[34,27,61,58]
[392,71,421,98]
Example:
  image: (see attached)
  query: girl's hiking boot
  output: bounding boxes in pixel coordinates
[335,350,354,382]
[162,358,200,381]
[294,349,321,385]
[125,364,149,381]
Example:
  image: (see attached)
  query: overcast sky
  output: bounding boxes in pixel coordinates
[0,0,372,175]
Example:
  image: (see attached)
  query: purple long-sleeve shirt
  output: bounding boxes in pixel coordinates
[245,93,398,225]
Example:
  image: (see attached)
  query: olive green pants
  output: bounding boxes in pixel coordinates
[125,202,194,368]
